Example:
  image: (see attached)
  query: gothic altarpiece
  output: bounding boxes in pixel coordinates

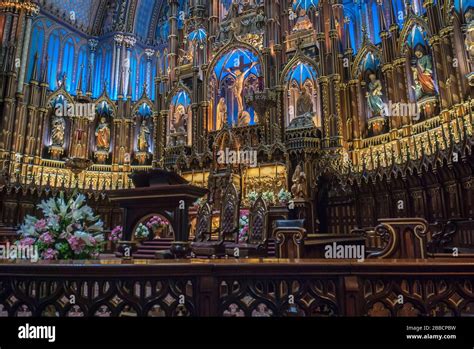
[0,0,473,234]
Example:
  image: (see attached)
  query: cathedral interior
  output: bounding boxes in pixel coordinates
[0,0,473,318]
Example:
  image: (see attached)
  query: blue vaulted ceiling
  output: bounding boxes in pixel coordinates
[135,0,158,40]
[40,0,469,46]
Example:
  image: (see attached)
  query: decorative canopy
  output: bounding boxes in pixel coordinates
[213,48,261,83]
[137,103,152,117]
[285,62,318,88]
[406,25,429,48]
[292,0,319,11]
[171,90,191,107]
[188,28,207,44]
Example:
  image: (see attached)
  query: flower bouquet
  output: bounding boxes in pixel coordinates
[238,210,250,243]
[262,191,275,205]
[16,192,105,260]
[134,223,150,241]
[146,215,168,239]
[277,189,292,205]
[109,226,123,242]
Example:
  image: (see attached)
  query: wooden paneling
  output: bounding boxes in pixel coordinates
[0,259,474,317]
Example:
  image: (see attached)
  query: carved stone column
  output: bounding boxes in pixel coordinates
[348,80,360,146]
[87,39,98,96]
[145,48,155,96]
[168,0,179,84]
[208,0,219,46]
[112,34,124,97]
[199,101,209,153]
[319,76,330,147]
[123,35,136,97]
[17,3,39,93]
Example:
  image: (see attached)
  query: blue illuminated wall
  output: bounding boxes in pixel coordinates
[46,29,60,90]
[93,48,103,98]
[61,38,75,92]
[130,52,138,100]
[341,0,410,52]
[103,47,113,97]
[139,55,148,98]
[74,45,88,94]
[27,22,44,81]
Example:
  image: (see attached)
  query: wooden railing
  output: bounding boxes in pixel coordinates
[1,259,474,317]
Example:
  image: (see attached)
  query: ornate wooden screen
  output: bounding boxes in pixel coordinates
[219,182,240,242]
[248,197,268,245]
[195,203,212,242]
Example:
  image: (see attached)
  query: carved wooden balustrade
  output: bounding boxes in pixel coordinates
[1,259,474,317]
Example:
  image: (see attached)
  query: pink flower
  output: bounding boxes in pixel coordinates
[42,248,58,260]
[39,232,55,245]
[19,237,35,246]
[68,236,85,253]
[240,209,250,216]
[109,226,123,242]
[34,219,47,231]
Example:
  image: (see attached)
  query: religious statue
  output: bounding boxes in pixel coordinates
[95,117,110,150]
[255,9,266,30]
[178,48,193,65]
[365,73,384,116]
[241,0,256,12]
[138,120,150,152]
[171,105,187,133]
[225,0,240,20]
[51,116,65,147]
[291,164,307,200]
[292,8,313,32]
[411,49,436,100]
[296,85,313,117]
[216,97,227,130]
[170,104,187,146]
[226,61,258,120]
[465,9,474,65]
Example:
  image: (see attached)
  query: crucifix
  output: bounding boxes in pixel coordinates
[225,55,258,118]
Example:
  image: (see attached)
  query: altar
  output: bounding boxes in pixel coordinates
[107,169,207,257]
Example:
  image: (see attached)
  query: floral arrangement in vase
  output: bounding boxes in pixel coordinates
[109,226,123,242]
[262,191,275,205]
[146,215,167,230]
[146,215,168,239]
[16,193,105,260]
[277,189,292,205]
[238,209,250,242]
[134,223,150,240]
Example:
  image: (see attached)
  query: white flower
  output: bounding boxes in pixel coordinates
[71,194,86,210]
[74,231,95,246]
[94,234,105,243]
[87,221,104,232]
[17,216,38,237]
[135,223,150,238]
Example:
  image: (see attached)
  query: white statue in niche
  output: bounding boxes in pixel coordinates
[138,121,150,152]
[51,116,66,147]
[216,97,227,130]
[170,104,188,146]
